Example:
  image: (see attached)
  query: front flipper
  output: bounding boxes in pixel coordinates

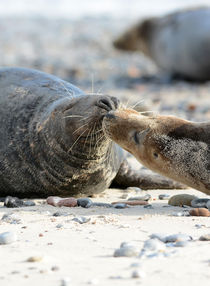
[112,160,185,190]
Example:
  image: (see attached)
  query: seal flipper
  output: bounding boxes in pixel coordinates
[112,160,185,190]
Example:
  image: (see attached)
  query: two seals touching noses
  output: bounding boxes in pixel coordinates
[103,109,210,195]
[0,67,182,198]
[114,7,210,81]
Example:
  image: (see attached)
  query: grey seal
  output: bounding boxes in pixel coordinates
[114,7,210,81]
[0,67,182,198]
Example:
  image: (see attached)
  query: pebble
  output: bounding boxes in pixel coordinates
[128,194,151,201]
[199,234,210,241]
[206,200,210,210]
[0,231,17,244]
[168,194,197,207]
[189,208,210,217]
[143,239,166,252]
[46,196,77,207]
[72,216,91,224]
[113,203,127,209]
[91,202,114,208]
[114,243,139,257]
[164,234,192,243]
[143,204,153,209]
[191,198,210,208]
[56,223,64,228]
[61,277,71,286]
[4,196,24,208]
[51,265,60,271]
[77,198,93,208]
[27,256,43,262]
[150,233,167,243]
[159,194,170,200]
[112,200,148,206]
[173,241,189,247]
[53,211,69,217]
[23,201,36,207]
[1,213,22,224]
[131,270,146,279]
[126,187,142,193]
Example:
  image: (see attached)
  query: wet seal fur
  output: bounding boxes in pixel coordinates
[0,67,182,198]
[114,7,210,81]
[103,109,210,195]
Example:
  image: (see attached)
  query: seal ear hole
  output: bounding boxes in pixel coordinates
[153,152,158,158]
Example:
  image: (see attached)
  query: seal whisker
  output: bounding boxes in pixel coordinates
[68,128,88,153]
[63,115,84,119]
[130,99,145,110]
[72,121,91,135]
[89,122,97,156]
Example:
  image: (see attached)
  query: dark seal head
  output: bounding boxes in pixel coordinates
[103,109,210,195]
[114,7,210,81]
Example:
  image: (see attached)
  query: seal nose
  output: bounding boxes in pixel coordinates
[96,96,120,111]
[105,112,116,120]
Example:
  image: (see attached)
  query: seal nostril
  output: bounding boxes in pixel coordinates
[105,113,116,120]
[96,97,115,111]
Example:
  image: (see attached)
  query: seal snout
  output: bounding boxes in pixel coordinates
[96,96,120,112]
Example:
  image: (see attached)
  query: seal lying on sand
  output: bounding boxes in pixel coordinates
[0,67,182,198]
[114,7,210,81]
[103,109,210,195]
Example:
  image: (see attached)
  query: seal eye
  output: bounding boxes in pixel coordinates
[134,132,140,144]
[153,152,158,158]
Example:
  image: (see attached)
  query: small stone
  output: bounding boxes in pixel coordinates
[0,231,17,244]
[91,202,113,208]
[143,204,153,209]
[128,194,151,201]
[130,262,142,268]
[4,196,24,208]
[168,194,197,207]
[206,200,210,210]
[23,201,36,207]
[56,223,63,228]
[159,194,170,200]
[164,234,192,243]
[61,277,71,286]
[51,265,60,271]
[46,196,77,207]
[1,213,22,224]
[77,198,92,208]
[112,200,148,206]
[191,198,210,208]
[27,256,43,262]
[114,243,138,257]
[173,241,189,247]
[113,203,127,209]
[126,187,142,193]
[143,239,166,252]
[150,233,167,242]
[72,216,90,224]
[189,208,210,217]
[39,233,44,237]
[87,278,99,285]
[199,234,210,241]
[131,270,146,279]
[53,211,69,217]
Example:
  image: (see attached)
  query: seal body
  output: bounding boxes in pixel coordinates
[114,7,210,80]
[0,67,125,198]
[103,109,210,195]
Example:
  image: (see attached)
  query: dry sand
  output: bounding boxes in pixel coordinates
[1,187,210,286]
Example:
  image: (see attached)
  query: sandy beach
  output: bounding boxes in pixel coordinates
[1,0,210,285]
[1,187,210,286]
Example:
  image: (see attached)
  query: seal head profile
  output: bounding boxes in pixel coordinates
[103,109,210,195]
